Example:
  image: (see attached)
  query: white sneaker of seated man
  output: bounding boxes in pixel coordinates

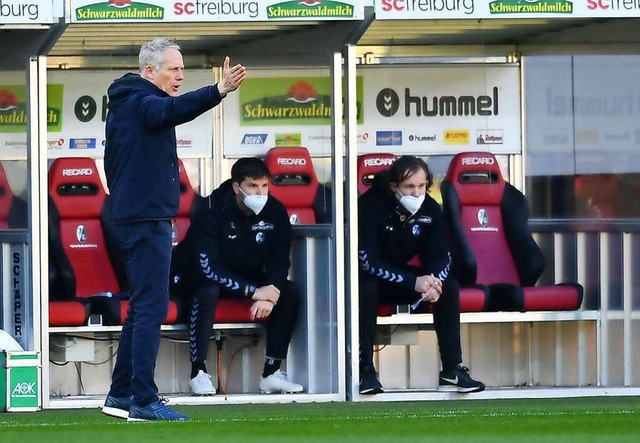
[189,370,216,396]
[259,369,303,394]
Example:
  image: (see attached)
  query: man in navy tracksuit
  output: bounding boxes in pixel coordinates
[170,158,303,395]
[101,37,246,421]
[357,156,485,395]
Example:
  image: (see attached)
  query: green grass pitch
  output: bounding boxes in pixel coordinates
[2,397,640,442]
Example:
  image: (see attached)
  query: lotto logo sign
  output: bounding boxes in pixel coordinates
[277,158,307,166]
[461,157,496,166]
[62,168,93,176]
[444,130,470,145]
[363,158,395,167]
[11,382,36,398]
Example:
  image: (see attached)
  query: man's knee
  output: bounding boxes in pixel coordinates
[278,281,300,308]
[175,283,219,323]
[193,284,220,309]
[358,273,381,306]
[443,277,460,295]
[440,278,461,309]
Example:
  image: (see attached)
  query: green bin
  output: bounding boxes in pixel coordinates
[0,351,41,412]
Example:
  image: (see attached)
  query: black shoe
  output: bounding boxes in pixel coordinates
[359,366,384,395]
[439,365,485,393]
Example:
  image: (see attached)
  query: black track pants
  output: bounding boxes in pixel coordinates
[359,273,462,371]
[181,280,300,364]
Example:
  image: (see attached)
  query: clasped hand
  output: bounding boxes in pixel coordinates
[250,300,273,320]
[250,284,280,320]
[414,274,443,303]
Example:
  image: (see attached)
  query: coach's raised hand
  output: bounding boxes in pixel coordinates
[217,56,246,96]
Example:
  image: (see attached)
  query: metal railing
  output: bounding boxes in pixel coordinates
[531,219,640,387]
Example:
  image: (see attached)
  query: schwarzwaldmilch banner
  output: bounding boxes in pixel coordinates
[70,0,363,22]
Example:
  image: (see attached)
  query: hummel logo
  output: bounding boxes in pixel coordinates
[376,88,400,117]
[441,376,458,384]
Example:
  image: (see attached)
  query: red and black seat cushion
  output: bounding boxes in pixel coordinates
[0,161,27,229]
[264,147,319,225]
[356,153,397,195]
[173,159,197,247]
[48,157,111,326]
[441,151,583,311]
[48,157,178,325]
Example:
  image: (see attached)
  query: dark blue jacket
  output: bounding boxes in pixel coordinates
[358,172,452,293]
[105,73,223,223]
[170,180,292,296]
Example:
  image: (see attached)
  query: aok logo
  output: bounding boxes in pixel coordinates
[12,382,36,397]
[461,157,496,165]
[62,168,93,176]
[277,158,307,166]
[363,158,395,167]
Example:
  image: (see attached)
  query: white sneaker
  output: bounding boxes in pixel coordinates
[259,369,303,394]
[189,370,216,396]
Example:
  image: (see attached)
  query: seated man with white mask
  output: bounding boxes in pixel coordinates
[357,155,484,395]
[170,157,303,395]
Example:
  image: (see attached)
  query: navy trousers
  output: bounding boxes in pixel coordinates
[359,273,462,372]
[174,279,300,365]
[108,220,172,407]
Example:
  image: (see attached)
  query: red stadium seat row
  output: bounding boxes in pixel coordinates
[358,152,582,315]
[47,157,176,326]
[46,149,582,327]
[47,158,256,327]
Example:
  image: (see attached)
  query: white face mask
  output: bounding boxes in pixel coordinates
[395,188,425,215]
[239,188,268,215]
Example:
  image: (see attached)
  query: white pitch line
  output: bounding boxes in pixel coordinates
[0,408,636,428]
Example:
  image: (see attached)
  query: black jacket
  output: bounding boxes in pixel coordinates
[358,173,452,292]
[171,180,292,296]
[105,73,223,223]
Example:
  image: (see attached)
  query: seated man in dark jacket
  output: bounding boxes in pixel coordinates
[170,157,303,395]
[357,155,484,395]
